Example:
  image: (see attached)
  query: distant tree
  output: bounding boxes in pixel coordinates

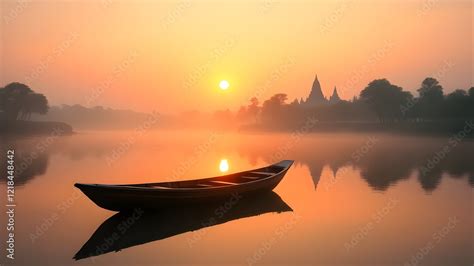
[0,82,49,121]
[0,83,32,121]
[418,78,444,98]
[415,78,444,120]
[213,109,233,123]
[263,94,287,107]
[262,94,287,112]
[20,93,49,119]
[442,89,471,118]
[246,97,260,122]
[290,98,299,106]
[248,97,260,115]
[261,93,288,123]
[469,87,474,117]
[360,79,412,123]
[236,105,247,120]
[236,97,261,123]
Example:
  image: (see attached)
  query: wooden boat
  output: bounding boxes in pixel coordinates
[75,160,293,211]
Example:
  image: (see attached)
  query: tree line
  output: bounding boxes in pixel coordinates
[2,78,473,130]
[228,77,474,127]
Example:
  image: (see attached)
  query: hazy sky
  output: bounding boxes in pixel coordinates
[1,0,472,113]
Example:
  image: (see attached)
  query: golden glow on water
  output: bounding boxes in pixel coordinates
[219,159,229,172]
[2,131,472,265]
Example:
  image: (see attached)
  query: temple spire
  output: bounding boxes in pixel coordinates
[305,73,326,106]
[329,86,341,103]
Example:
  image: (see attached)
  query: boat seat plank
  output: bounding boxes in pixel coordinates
[210,180,238,186]
[242,176,260,180]
[196,184,213,187]
[151,185,172,189]
[249,171,274,175]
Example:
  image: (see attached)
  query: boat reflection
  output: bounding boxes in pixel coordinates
[73,191,292,260]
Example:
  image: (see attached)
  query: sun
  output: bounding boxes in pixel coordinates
[219,80,230,90]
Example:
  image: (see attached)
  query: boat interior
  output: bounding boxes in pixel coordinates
[123,165,286,189]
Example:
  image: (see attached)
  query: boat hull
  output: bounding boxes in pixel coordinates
[75,160,293,211]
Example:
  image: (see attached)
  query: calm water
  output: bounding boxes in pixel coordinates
[0,131,472,265]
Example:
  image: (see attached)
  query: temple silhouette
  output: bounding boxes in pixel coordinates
[299,74,342,106]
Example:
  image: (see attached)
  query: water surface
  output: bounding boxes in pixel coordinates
[0,131,472,265]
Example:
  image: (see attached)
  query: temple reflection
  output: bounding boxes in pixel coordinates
[239,135,474,192]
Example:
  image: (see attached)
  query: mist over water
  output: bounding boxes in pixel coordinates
[0,130,472,265]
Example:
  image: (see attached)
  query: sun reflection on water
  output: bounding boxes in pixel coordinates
[219,159,229,173]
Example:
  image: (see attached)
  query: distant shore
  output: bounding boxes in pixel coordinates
[0,120,74,136]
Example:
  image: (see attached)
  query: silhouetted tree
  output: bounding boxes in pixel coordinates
[290,98,299,106]
[415,78,444,120]
[0,83,32,121]
[360,79,412,123]
[261,93,288,123]
[236,106,247,120]
[247,97,260,119]
[442,89,471,118]
[237,97,261,123]
[213,109,233,124]
[469,87,474,117]
[20,93,49,119]
[0,82,49,121]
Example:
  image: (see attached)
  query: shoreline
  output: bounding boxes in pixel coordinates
[0,120,74,136]
[239,120,474,137]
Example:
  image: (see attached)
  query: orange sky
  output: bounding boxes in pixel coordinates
[1,0,472,113]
